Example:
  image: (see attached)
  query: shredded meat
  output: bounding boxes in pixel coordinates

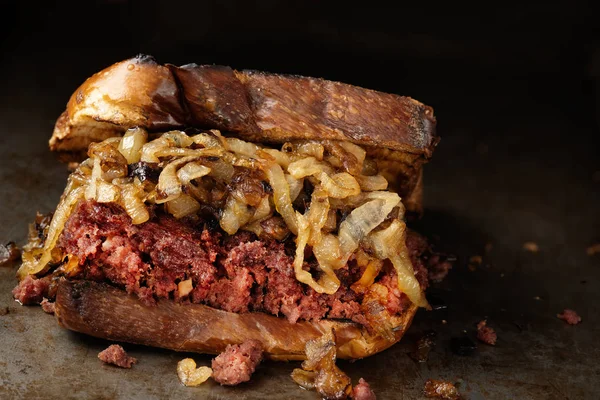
[40,298,55,314]
[476,320,497,345]
[50,200,431,326]
[98,344,137,368]
[557,309,582,325]
[12,275,50,305]
[352,378,376,400]
[211,340,263,385]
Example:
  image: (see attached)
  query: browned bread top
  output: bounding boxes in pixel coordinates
[50,55,437,159]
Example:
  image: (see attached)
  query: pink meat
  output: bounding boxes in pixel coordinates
[40,298,55,314]
[557,309,582,325]
[353,378,377,400]
[49,200,433,326]
[12,275,49,305]
[98,344,137,368]
[211,340,264,385]
[476,320,497,345]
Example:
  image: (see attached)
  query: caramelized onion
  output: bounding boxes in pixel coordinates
[220,196,253,235]
[177,162,211,185]
[120,184,150,224]
[156,156,198,204]
[367,220,428,308]
[266,163,298,235]
[293,213,338,294]
[96,182,120,203]
[140,137,171,163]
[292,330,352,400]
[285,175,303,202]
[288,157,334,179]
[356,174,388,191]
[318,172,361,199]
[17,183,85,279]
[226,137,259,157]
[351,257,384,294]
[166,194,201,219]
[118,128,148,164]
[337,192,401,259]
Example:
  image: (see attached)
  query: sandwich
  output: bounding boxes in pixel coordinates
[13,55,444,364]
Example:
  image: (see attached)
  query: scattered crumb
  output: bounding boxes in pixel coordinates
[557,309,582,325]
[0,306,9,316]
[424,379,460,399]
[40,298,55,314]
[533,296,542,301]
[468,255,482,271]
[586,244,600,256]
[441,320,447,324]
[522,242,539,253]
[500,273,505,278]
[476,320,497,345]
[98,345,137,368]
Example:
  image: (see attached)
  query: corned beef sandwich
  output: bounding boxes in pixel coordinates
[13,55,448,366]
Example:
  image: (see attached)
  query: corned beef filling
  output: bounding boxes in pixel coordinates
[53,200,430,326]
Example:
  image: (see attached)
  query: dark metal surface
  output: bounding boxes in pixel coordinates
[1,2,599,397]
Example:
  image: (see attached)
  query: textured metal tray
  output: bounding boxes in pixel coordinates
[1,65,598,400]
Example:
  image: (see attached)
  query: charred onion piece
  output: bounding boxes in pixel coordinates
[0,242,21,266]
[291,330,352,400]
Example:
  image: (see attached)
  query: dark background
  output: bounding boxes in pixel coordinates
[1,1,599,399]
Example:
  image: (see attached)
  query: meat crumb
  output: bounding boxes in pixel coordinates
[476,320,497,345]
[98,344,137,368]
[40,298,55,314]
[522,242,539,253]
[424,379,460,399]
[352,378,376,400]
[12,275,49,305]
[586,243,600,256]
[212,340,263,386]
[557,309,582,325]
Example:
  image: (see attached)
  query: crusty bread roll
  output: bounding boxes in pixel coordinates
[49,54,437,212]
[55,280,418,360]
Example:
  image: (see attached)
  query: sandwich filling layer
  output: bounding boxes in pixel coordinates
[54,200,432,328]
[15,129,449,335]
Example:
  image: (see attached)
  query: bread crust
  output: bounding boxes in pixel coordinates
[49,55,437,208]
[55,279,418,361]
[50,55,436,156]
